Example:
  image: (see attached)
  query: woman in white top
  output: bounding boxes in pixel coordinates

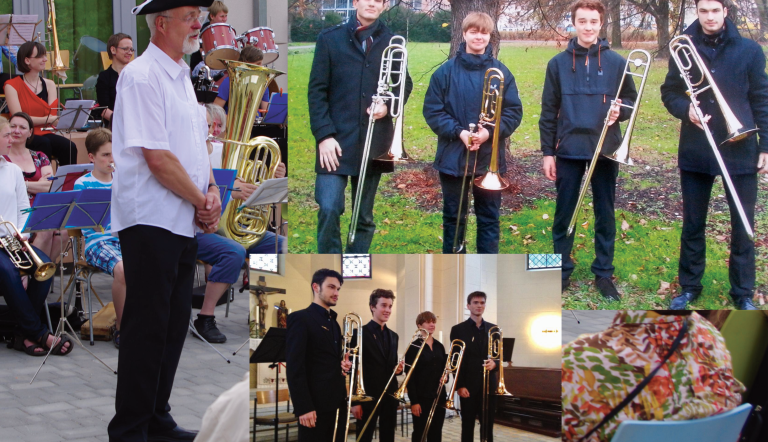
[0,115,72,356]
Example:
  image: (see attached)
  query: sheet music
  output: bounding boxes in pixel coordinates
[240,177,288,208]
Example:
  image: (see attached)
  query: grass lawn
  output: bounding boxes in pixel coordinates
[287,42,768,310]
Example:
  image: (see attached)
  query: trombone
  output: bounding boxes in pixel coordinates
[420,339,465,442]
[669,35,755,239]
[333,313,372,442]
[348,35,411,247]
[567,49,651,237]
[453,68,506,253]
[355,327,429,442]
[0,216,56,281]
[481,326,511,442]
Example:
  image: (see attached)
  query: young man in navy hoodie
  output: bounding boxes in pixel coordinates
[661,0,768,310]
[539,0,637,300]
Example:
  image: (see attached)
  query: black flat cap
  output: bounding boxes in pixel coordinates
[132,0,214,15]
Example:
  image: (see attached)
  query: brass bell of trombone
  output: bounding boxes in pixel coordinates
[474,68,510,191]
[374,36,411,163]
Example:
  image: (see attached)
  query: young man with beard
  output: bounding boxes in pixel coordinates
[308,0,412,253]
[661,0,768,310]
[351,289,403,442]
[286,268,351,441]
[540,0,637,300]
[449,292,499,442]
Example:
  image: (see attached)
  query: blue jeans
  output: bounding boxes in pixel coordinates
[0,245,52,341]
[247,231,286,254]
[315,172,382,253]
[439,172,501,254]
[195,233,247,284]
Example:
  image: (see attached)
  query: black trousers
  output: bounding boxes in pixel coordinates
[108,225,198,442]
[439,172,502,254]
[412,399,445,442]
[552,157,619,280]
[679,170,757,298]
[28,133,78,166]
[459,391,495,442]
[357,395,398,442]
[297,408,347,442]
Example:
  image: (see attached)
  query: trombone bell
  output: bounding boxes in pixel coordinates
[723,127,759,146]
[374,116,412,162]
[606,138,634,166]
[474,171,510,191]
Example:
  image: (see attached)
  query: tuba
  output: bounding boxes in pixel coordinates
[567,50,651,237]
[0,217,56,281]
[669,35,754,239]
[217,60,284,248]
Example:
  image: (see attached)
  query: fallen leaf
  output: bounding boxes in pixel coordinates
[397,184,407,189]
[657,280,671,295]
[581,221,589,229]
[379,230,389,235]
[383,218,391,225]
[621,220,630,231]
[715,235,727,241]
[510,225,518,231]
[639,219,647,226]
[542,214,549,220]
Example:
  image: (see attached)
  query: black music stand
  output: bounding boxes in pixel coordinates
[250,327,287,442]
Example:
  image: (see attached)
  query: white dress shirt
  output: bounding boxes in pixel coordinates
[208,141,223,170]
[194,373,248,442]
[111,42,210,238]
[0,157,30,238]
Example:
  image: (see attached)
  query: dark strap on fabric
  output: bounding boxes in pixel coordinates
[578,319,689,442]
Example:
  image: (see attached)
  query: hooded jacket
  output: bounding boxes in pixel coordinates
[539,37,637,159]
[423,42,523,177]
[308,17,413,176]
[660,19,768,176]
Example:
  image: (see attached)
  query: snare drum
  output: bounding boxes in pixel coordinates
[239,27,279,64]
[201,23,240,70]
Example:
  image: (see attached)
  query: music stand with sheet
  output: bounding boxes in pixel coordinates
[212,168,237,216]
[263,92,287,125]
[240,177,287,254]
[56,99,95,132]
[47,163,93,192]
[22,190,116,383]
[250,327,287,442]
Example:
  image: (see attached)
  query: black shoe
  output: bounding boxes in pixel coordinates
[562,278,571,293]
[147,425,198,442]
[670,291,697,310]
[595,277,621,301]
[193,315,227,343]
[734,297,758,310]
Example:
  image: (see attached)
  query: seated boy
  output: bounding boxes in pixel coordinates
[73,128,125,348]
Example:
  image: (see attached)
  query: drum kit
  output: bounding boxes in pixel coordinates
[195,23,279,102]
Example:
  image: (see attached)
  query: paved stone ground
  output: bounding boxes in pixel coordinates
[0,267,250,441]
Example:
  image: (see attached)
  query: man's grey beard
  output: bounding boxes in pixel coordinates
[183,36,200,55]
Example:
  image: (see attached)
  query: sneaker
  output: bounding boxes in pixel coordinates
[595,277,621,301]
[734,297,758,310]
[193,315,227,343]
[562,278,570,293]
[670,292,697,310]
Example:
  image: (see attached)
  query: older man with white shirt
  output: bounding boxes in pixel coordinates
[107,1,221,441]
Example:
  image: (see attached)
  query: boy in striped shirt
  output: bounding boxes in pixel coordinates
[74,128,124,348]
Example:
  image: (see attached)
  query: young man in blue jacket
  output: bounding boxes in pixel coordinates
[423,12,523,254]
[539,0,636,299]
[308,0,412,253]
[661,0,768,310]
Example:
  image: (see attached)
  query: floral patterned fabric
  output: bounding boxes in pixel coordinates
[562,311,744,442]
[3,149,51,205]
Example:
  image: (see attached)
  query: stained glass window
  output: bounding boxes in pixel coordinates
[250,254,279,274]
[342,254,372,279]
[527,254,562,270]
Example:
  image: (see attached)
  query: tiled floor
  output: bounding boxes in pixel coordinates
[0,267,250,441]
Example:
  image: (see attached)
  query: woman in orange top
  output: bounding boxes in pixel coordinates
[3,41,77,166]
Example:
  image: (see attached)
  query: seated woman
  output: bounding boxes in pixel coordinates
[3,112,62,261]
[97,33,134,129]
[3,41,78,166]
[0,115,72,356]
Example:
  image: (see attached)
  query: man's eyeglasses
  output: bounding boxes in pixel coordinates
[117,46,136,53]
[161,14,204,26]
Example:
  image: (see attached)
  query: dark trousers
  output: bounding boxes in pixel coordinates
[439,172,501,254]
[459,391,495,442]
[108,225,198,442]
[297,408,347,442]
[315,172,382,253]
[28,133,78,166]
[679,170,757,298]
[552,157,619,280]
[412,400,445,442]
[0,245,52,342]
[357,395,398,442]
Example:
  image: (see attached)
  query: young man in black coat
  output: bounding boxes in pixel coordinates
[423,12,523,254]
[286,269,351,441]
[351,289,403,442]
[539,0,637,300]
[308,0,413,253]
[449,292,499,442]
[661,0,768,310]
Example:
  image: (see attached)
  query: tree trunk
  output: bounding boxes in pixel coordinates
[449,0,502,58]
[655,0,670,59]
[609,0,622,48]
